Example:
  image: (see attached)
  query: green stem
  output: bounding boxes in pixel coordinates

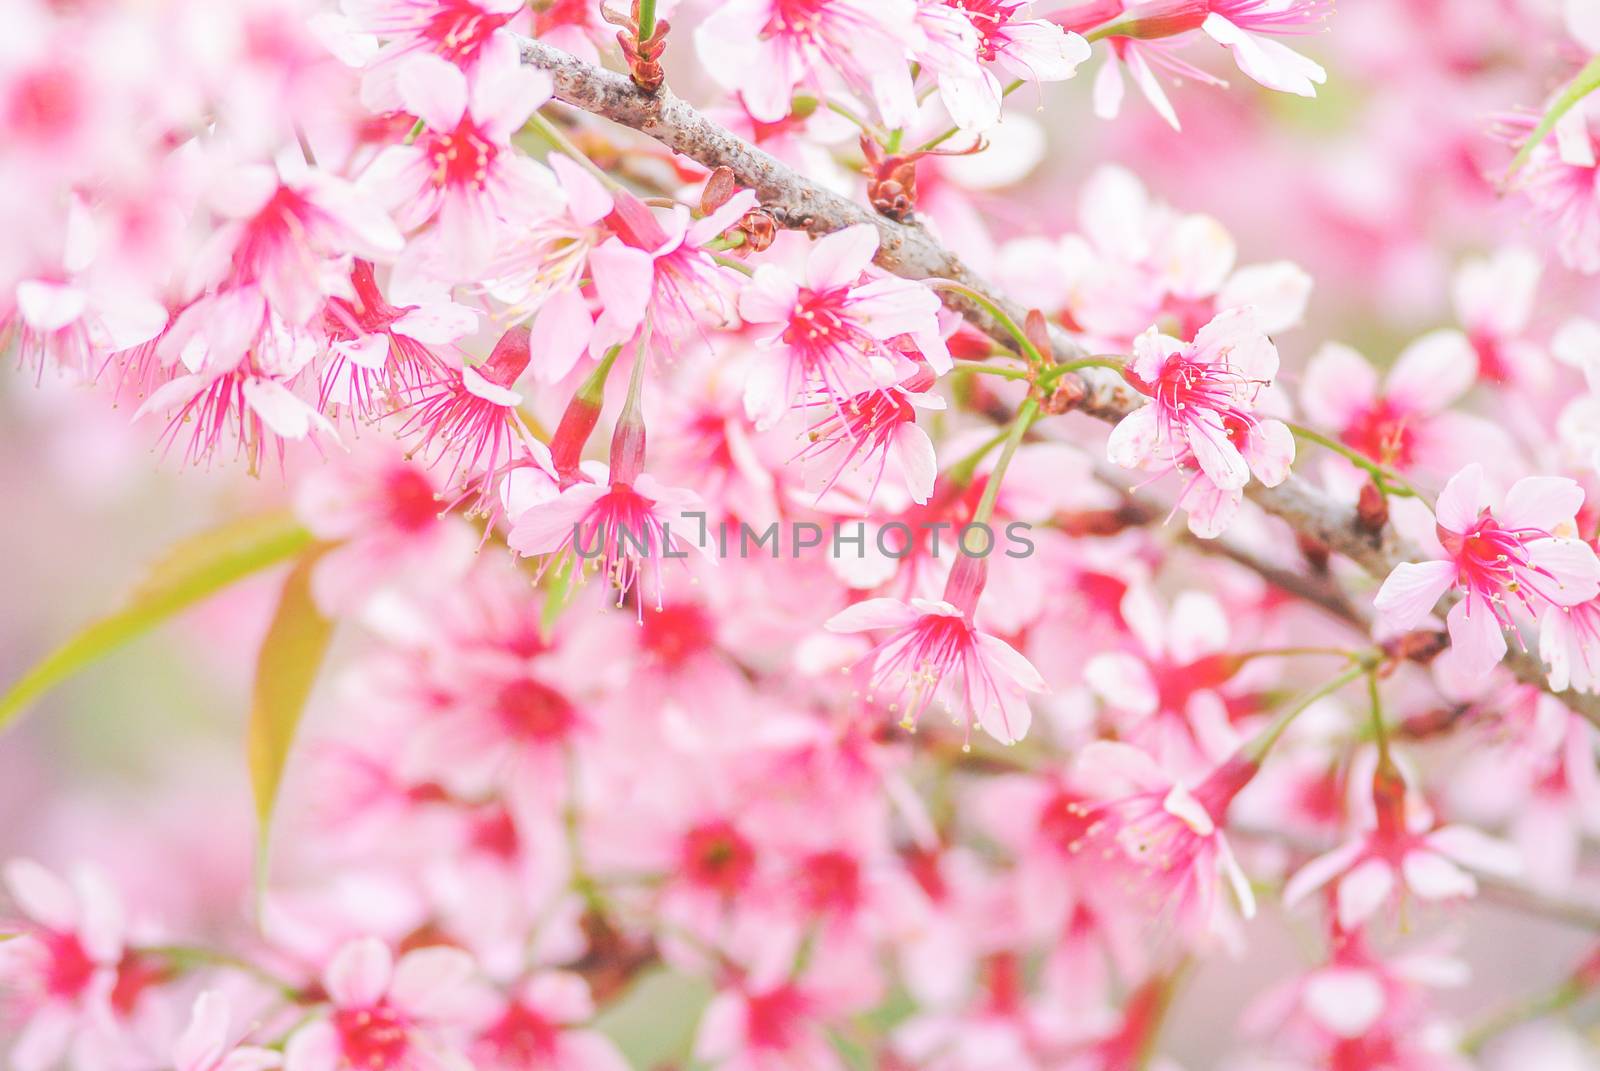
[1237,645,1366,664]
[1286,422,1423,500]
[1367,669,1391,767]
[914,80,1023,153]
[143,944,299,998]
[710,251,755,276]
[1506,54,1600,179]
[524,110,618,189]
[926,280,1046,367]
[973,398,1039,526]
[826,100,888,142]
[1245,664,1368,764]
[952,358,1032,381]
[944,426,1012,489]
[636,0,657,41]
[1039,355,1126,387]
[1461,977,1588,1054]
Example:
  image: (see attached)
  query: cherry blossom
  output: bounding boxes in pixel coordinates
[739,223,950,429]
[1374,463,1600,679]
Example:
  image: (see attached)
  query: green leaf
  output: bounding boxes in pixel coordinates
[0,511,314,732]
[248,547,335,888]
[1507,54,1600,179]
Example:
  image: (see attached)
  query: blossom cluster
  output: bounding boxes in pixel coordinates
[6,0,1600,1068]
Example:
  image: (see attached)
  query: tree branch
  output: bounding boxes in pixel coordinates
[515,35,1600,729]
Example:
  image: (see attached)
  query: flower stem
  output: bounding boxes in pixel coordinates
[524,109,618,189]
[926,280,1048,367]
[1244,663,1368,764]
[1505,54,1600,179]
[973,398,1039,527]
[1285,422,1424,500]
[914,81,1022,153]
[636,0,657,41]
[952,358,1032,381]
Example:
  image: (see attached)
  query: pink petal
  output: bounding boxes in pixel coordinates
[1085,652,1159,716]
[1526,539,1600,607]
[1302,968,1386,1038]
[1106,405,1159,470]
[389,946,476,1020]
[1282,840,1366,909]
[1501,477,1586,534]
[1401,849,1477,900]
[1434,463,1487,534]
[1425,826,1522,878]
[323,937,393,1007]
[824,598,921,634]
[551,154,613,226]
[1445,596,1508,677]
[805,224,880,290]
[395,54,467,132]
[531,287,594,383]
[588,239,655,331]
[1384,329,1477,413]
[1299,343,1379,429]
[1336,857,1395,929]
[1373,560,1456,631]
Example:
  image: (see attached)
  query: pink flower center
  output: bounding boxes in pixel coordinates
[384,466,441,532]
[424,119,498,191]
[796,849,861,914]
[1439,513,1555,627]
[1342,397,1416,468]
[335,1005,411,1069]
[681,820,757,895]
[765,0,831,39]
[1136,353,1263,444]
[422,0,516,65]
[946,0,1017,62]
[782,287,858,354]
[480,1001,560,1062]
[495,677,578,742]
[7,66,82,144]
[640,602,715,670]
[744,985,810,1049]
[41,931,98,1000]
[470,806,521,858]
[1469,328,1512,384]
[1036,790,1095,855]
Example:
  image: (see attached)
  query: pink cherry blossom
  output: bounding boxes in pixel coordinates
[506,459,708,617]
[196,154,404,326]
[1202,0,1330,97]
[693,0,921,127]
[1282,751,1522,930]
[739,223,950,429]
[317,260,471,421]
[0,861,127,1071]
[923,0,1091,132]
[795,362,944,506]
[1067,741,1259,944]
[1108,306,1291,493]
[1299,332,1509,479]
[470,972,629,1071]
[363,53,554,277]
[825,558,1046,744]
[484,156,617,382]
[1374,463,1600,679]
[399,324,556,518]
[283,938,479,1071]
[174,991,281,1071]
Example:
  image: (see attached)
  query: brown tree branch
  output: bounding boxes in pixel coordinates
[515,35,1600,729]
